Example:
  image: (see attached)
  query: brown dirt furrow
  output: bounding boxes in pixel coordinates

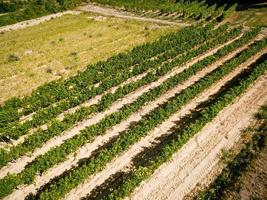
[2,34,248,199]
[61,46,267,200]
[128,75,267,200]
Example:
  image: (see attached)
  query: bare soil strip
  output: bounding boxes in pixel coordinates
[78,4,187,26]
[61,47,267,200]
[0,34,239,180]
[0,11,81,33]
[127,74,267,200]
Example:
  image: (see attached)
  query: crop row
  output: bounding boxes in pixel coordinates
[0,30,264,199]
[0,23,227,140]
[93,0,235,21]
[0,26,242,170]
[102,56,267,200]
[0,23,217,128]
[33,39,267,200]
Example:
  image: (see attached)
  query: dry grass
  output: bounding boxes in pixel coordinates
[0,12,176,104]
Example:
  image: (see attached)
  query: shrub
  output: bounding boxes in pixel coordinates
[7,54,20,62]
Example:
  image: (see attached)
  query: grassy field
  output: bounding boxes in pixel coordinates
[0,12,176,104]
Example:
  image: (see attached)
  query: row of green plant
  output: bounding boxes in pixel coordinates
[0,0,28,13]
[0,26,250,198]
[0,0,83,27]
[0,26,242,171]
[0,23,228,142]
[92,0,236,21]
[34,35,267,200]
[0,23,215,130]
[197,103,267,200]
[0,0,237,27]
[99,52,267,200]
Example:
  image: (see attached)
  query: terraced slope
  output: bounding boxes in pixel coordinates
[0,23,266,200]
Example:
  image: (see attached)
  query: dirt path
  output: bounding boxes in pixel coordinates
[4,35,251,200]
[78,4,188,26]
[0,11,81,33]
[0,34,243,181]
[128,73,267,200]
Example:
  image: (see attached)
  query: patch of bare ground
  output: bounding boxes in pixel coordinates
[184,103,267,200]
[0,32,241,181]
[127,72,267,200]
[61,46,267,200]
[0,11,81,33]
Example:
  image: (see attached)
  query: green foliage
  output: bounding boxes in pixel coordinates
[256,105,267,120]
[7,54,20,62]
[92,0,237,21]
[0,0,27,13]
[0,0,83,27]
